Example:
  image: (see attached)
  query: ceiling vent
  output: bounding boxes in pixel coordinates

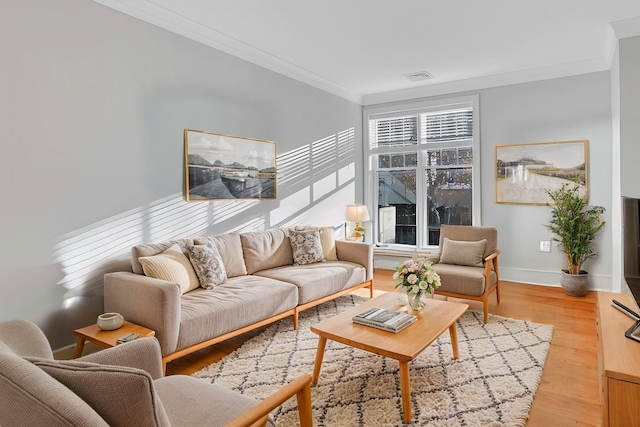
[403,71,434,82]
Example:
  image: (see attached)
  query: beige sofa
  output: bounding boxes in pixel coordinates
[104,227,373,371]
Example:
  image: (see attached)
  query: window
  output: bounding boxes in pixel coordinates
[365,96,479,249]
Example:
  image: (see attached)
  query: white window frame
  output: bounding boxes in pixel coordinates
[363,94,481,250]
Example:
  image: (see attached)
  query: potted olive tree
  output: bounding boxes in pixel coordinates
[546,183,605,296]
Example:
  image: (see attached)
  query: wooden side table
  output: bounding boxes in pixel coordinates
[73,320,155,358]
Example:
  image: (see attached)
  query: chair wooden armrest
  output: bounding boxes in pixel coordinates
[226,373,313,427]
[483,249,500,263]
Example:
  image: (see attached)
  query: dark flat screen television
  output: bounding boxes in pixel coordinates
[623,196,640,312]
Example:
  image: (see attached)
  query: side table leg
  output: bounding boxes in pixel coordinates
[399,361,412,423]
[74,338,85,358]
[311,336,327,385]
[449,323,460,359]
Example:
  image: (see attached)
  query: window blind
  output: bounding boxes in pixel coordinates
[420,108,473,142]
[369,115,418,149]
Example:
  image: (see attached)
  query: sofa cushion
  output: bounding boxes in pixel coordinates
[131,238,194,275]
[433,263,497,296]
[0,351,109,427]
[26,357,170,427]
[155,375,274,427]
[176,275,298,351]
[440,238,487,267]
[294,225,338,261]
[254,261,366,305]
[193,233,248,278]
[289,229,325,266]
[139,244,200,295]
[187,244,227,289]
[240,228,293,274]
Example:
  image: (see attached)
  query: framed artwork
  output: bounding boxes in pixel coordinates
[184,129,277,201]
[495,140,588,205]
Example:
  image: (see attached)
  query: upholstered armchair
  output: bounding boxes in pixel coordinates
[429,225,500,323]
[0,319,312,427]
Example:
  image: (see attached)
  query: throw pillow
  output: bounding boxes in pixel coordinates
[289,229,326,266]
[187,244,227,289]
[138,244,200,295]
[27,357,170,427]
[294,225,338,261]
[440,238,487,267]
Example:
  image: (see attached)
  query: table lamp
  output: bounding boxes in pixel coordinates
[345,205,370,240]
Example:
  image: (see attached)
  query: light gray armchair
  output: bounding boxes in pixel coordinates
[0,319,313,427]
[429,225,500,323]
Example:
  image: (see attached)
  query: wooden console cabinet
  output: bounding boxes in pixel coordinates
[597,292,640,426]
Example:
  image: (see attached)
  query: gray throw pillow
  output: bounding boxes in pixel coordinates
[289,229,326,266]
[27,357,170,427]
[187,244,227,289]
[440,238,487,267]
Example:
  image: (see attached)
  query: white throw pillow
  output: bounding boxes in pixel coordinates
[289,229,326,265]
[440,238,487,267]
[138,244,200,294]
[187,244,227,289]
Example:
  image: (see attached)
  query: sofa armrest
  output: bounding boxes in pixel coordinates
[104,272,181,356]
[77,337,164,380]
[335,240,373,281]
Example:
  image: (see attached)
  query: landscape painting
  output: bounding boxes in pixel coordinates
[495,140,588,205]
[184,129,277,201]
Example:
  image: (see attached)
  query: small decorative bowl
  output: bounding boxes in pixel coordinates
[97,313,124,331]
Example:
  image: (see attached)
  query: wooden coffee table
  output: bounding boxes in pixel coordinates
[73,321,155,358]
[310,292,468,423]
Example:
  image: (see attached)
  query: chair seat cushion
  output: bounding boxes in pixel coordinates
[433,263,497,297]
[254,261,366,304]
[155,376,275,427]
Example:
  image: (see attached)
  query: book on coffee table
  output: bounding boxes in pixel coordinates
[352,307,417,333]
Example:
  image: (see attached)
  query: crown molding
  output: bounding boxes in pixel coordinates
[94,0,364,104]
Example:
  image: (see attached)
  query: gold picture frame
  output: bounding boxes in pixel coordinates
[495,140,588,205]
[184,129,277,201]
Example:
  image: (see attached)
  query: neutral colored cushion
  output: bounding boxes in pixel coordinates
[240,228,294,274]
[295,226,338,261]
[27,357,170,427]
[289,229,326,266]
[139,244,200,295]
[433,263,497,296]
[438,225,498,260]
[255,261,366,304]
[440,238,487,267]
[187,244,227,289]
[131,238,194,275]
[176,276,298,351]
[0,351,109,427]
[194,233,248,278]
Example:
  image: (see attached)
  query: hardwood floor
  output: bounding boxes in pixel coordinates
[166,269,601,426]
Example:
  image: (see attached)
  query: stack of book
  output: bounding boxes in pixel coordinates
[352,307,417,333]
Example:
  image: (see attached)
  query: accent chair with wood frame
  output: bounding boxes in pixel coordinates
[427,225,500,323]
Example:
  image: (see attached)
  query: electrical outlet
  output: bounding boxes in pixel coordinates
[540,241,551,252]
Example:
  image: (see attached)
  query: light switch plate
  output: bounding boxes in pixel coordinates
[540,241,551,252]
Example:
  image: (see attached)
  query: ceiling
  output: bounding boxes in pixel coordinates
[96,0,640,105]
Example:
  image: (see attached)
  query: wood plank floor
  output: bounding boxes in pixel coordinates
[166,269,601,426]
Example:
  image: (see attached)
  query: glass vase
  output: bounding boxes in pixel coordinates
[407,293,426,311]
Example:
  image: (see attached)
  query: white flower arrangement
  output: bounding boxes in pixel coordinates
[393,258,441,299]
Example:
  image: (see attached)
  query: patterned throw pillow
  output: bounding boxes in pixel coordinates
[187,244,227,289]
[294,226,338,261]
[289,229,326,266]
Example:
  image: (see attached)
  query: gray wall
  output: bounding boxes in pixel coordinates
[0,0,362,349]
[620,36,640,199]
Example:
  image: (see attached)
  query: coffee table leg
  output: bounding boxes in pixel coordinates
[74,338,85,358]
[399,361,412,423]
[449,323,460,359]
[311,336,327,385]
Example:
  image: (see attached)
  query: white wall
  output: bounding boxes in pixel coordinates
[0,0,362,349]
[620,36,640,199]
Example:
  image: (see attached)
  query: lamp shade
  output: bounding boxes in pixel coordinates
[345,205,370,222]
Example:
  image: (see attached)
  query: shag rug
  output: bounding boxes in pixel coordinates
[192,295,553,426]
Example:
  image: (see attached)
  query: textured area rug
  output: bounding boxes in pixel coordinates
[192,295,553,426]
